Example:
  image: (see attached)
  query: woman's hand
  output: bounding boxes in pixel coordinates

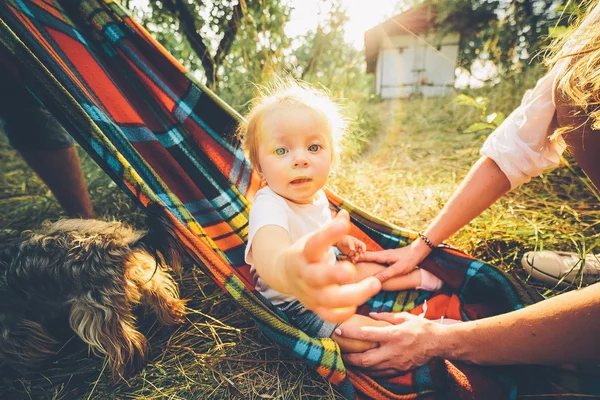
[356,239,432,283]
[339,312,441,373]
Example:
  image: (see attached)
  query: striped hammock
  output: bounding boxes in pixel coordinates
[0,1,595,398]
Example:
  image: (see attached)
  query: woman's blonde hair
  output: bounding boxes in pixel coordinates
[237,78,346,173]
[547,0,600,131]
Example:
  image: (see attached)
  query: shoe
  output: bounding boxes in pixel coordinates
[520,251,600,287]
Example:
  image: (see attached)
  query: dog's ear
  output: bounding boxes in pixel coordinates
[140,203,186,274]
[0,318,59,366]
[69,297,146,382]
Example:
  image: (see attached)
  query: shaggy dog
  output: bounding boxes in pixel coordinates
[0,210,187,381]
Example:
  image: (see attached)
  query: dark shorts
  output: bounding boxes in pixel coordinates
[0,71,73,151]
[277,300,340,338]
[0,104,74,151]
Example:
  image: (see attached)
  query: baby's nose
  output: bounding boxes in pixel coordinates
[294,157,309,167]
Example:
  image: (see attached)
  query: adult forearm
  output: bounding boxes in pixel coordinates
[436,283,600,365]
[424,156,511,246]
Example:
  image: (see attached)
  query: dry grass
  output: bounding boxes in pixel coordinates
[2,73,600,398]
[330,76,600,295]
[0,138,344,399]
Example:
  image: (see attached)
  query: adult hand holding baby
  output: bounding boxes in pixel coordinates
[356,236,434,283]
[340,312,441,374]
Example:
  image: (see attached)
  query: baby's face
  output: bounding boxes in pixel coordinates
[257,105,332,204]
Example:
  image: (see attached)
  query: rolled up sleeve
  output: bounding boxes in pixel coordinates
[480,71,566,190]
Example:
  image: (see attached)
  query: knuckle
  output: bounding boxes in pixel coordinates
[360,357,373,368]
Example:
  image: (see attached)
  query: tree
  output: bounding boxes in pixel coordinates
[429,0,588,75]
[130,0,291,92]
[290,1,373,98]
[216,1,292,110]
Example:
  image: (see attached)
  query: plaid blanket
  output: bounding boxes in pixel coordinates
[0,1,596,398]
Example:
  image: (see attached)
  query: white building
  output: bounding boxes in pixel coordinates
[364,6,460,98]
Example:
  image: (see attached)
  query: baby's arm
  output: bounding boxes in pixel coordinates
[250,211,381,323]
[250,225,297,294]
[355,262,422,291]
[355,262,443,292]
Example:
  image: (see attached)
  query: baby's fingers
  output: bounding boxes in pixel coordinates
[313,277,381,309]
[348,240,356,252]
[313,305,357,323]
[299,260,356,287]
[358,241,367,253]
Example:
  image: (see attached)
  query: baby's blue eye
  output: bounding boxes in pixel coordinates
[275,148,288,156]
[308,144,321,152]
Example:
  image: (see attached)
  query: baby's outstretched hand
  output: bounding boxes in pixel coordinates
[287,210,381,323]
[336,235,367,263]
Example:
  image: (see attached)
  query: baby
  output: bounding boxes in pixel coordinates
[241,80,442,352]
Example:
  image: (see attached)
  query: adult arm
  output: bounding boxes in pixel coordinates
[370,156,511,281]
[342,282,600,371]
[362,70,561,281]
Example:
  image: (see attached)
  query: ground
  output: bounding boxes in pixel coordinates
[1,91,599,399]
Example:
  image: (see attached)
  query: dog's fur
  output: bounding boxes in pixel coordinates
[0,212,187,382]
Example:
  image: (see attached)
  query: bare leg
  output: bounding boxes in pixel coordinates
[331,314,391,353]
[19,146,94,218]
[355,262,423,291]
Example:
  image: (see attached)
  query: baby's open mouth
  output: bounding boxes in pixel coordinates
[290,177,312,184]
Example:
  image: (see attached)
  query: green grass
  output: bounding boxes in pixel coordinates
[330,70,600,295]
[2,73,600,398]
[0,135,343,399]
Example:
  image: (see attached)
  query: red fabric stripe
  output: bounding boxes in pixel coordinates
[48,27,143,124]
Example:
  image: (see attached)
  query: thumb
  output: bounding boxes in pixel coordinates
[335,209,350,223]
[304,211,350,263]
[375,263,400,283]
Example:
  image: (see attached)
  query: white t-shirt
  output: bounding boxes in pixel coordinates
[480,70,566,190]
[245,186,337,305]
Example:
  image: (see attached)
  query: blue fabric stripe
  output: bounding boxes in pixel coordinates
[306,344,324,363]
[229,147,243,186]
[90,138,122,175]
[121,126,157,142]
[14,0,33,17]
[174,84,201,123]
[101,42,117,57]
[105,24,125,44]
[293,340,309,358]
[25,2,88,46]
[223,245,246,267]
[157,127,185,147]
[192,209,222,226]
[185,199,211,214]
[415,365,434,393]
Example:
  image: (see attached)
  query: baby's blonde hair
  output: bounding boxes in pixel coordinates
[238,78,346,174]
[547,0,600,133]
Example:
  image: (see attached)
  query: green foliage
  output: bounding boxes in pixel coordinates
[455,93,505,136]
[130,0,292,92]
[428,0,589,75]
[216,1,293,111]
[126,0,380,153]
[286,1,377,157]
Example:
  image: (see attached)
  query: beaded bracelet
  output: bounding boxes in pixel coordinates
[418,232,436,250]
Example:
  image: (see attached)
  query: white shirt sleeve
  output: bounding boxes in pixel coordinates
[480,71,566,190]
